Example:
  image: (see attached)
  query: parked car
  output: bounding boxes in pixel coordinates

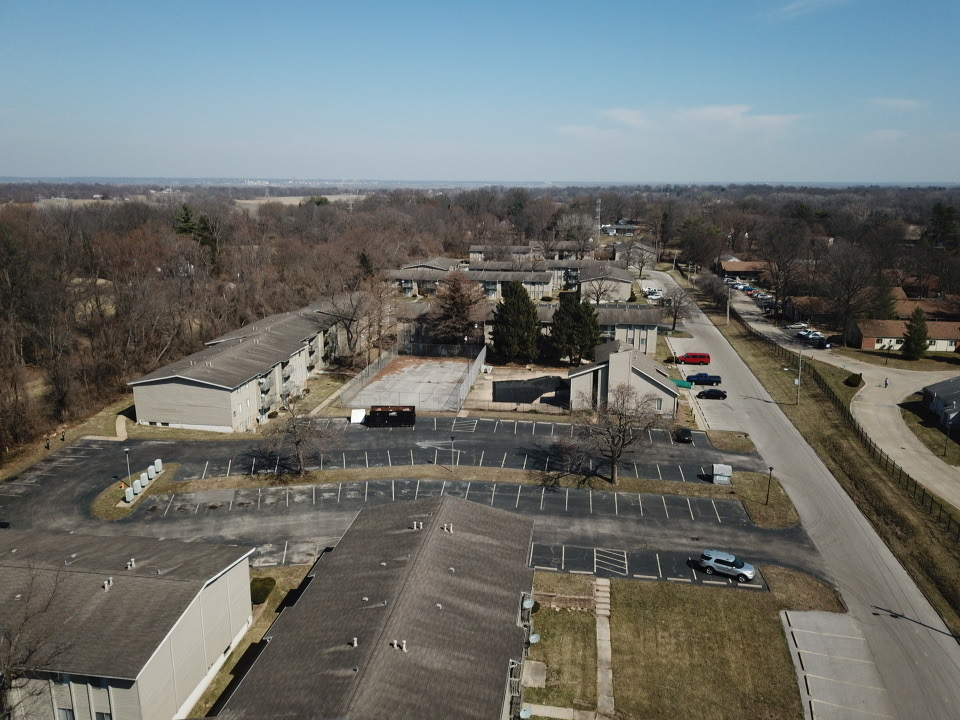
[676,352,711,365]
[674,427,694,443]
[686,372,722,386]
[697,388,727,400]
[796,329,813,338]
[698,550,756,583]
[785,322,807,329]
[642,286,659,295]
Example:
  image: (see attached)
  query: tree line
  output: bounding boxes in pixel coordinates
[0,183,957,460]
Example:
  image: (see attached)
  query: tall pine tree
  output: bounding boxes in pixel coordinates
[491,281,541,362]
[901,307,929,360]
[551,293,600,365]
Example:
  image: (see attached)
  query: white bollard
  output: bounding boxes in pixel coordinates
[154,458,163,472]
[132,479,142,495]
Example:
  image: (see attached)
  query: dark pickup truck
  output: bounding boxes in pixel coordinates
[686,373,722,386]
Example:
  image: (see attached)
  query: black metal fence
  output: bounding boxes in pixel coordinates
[730,305,960,542]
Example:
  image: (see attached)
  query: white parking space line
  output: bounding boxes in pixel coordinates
[687,498,694,520]
[712,500,721,522]
[464,482,470,500]
[656,464,662,481]
[282,541,288,565]
[410,449,414,465]
[656,553,662,578]
[364,483,368,502]
[479,451,484,466]
[614,493,618,515]
[415,479,420,498]
[679,465,686,482]
[501,453,507,468]
[638,494,643,516]
[337,485,342,503]
[662,496,669,518]
[440,480,446,496]
[201,461,209,480]
[516,485,522,508]
[490,484,497,505]
[634,462,639,478]
[589,490,593,514]
[565,488,569,512]
[540,487,545,510]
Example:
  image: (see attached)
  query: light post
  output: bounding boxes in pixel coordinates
[123,447,131,484]
[450,436,455,468]
[765,466,774,506]
[944,404,956,457]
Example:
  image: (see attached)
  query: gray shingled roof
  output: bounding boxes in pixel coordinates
[218,495,534,720]
[0,530,253,680]
[129,310,335,390]
[579,265,634,284]
[534,304,660,325]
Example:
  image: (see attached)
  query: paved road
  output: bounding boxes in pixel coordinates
[654,269,960,719]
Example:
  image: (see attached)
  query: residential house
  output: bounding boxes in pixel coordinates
[922,377,960,429]
[0,530,253,720]
[851,319,960,352]
[579,265,635,303]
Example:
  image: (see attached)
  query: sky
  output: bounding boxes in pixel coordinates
[1,0,958,184]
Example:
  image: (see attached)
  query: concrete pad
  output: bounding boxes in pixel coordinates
[522,660,547,688]
[782,611,894,720]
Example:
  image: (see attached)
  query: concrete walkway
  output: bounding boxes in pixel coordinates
[524,578,615,720]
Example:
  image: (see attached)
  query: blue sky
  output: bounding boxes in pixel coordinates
[2,0,958,183]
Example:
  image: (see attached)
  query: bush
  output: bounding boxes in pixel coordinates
[628,292,637,302]
[267,411,279,419]
[541,296,553,303]
[251,576,276,604]
[844,372,863,388]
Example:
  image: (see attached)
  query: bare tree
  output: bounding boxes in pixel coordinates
[556,213,595,259]
[660,286,695,331]
[619,236,656,275]
[1,570,72,720]
[261,398,344,477]
[581,274,621,305]
[531,437,591,489]
[573,384,666,485]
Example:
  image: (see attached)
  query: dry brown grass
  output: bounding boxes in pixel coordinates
[526,569,841,719]
[707,429,758,453]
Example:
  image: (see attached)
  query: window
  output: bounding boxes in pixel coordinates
[96,714,112,720]
[58,710,75,720]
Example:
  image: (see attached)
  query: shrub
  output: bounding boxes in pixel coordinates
[844,372,863,388]
[251,576,276,604]
[267,411,279,419]
[542,296,553,303]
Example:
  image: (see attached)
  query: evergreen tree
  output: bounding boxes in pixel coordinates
[901,307,929,360]
[428,271,486,345]
[551,293,600,365]
[926,203,959,249]
[491,281,540,362]
[174,203,196,236]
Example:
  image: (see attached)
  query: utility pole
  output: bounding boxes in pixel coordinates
[765,466,774,505]
[726,286,731,325]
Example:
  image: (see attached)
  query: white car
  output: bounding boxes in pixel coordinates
[786,322,807,330]
[642,287,659,295]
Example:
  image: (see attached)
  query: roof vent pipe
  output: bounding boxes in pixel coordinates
[102,580,109,591]
[448,524,453,533]
[129,557,136,568]
[351,637,358,647]
[108,576,114,585]
[402,640,407,653]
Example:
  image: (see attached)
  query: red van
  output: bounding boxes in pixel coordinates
[676,352,711,365]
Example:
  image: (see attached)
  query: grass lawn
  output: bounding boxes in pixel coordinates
[188,564,312,717]
[526,569,842,720]
[900,392,960,467]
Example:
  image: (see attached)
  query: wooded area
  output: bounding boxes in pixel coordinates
[0,182,958,459]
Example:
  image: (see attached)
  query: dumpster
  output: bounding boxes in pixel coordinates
[367,405,417,428]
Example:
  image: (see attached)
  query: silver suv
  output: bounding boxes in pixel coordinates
[698,550,756,583]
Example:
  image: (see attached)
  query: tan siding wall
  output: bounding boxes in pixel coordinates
[53,684,72,711]
[71,683,91,720]
[200,575,231,665]
[88,687,110,716]
[109,683,142,720]
[137,644,176,720]
[16,678,53,720]
[169,600,206,711]
[226,561,252,635]
[133,380,232,430]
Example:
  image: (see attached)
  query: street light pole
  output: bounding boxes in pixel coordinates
[450,436,455,468]
[123,447,131,484]
[765,466,774,506]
